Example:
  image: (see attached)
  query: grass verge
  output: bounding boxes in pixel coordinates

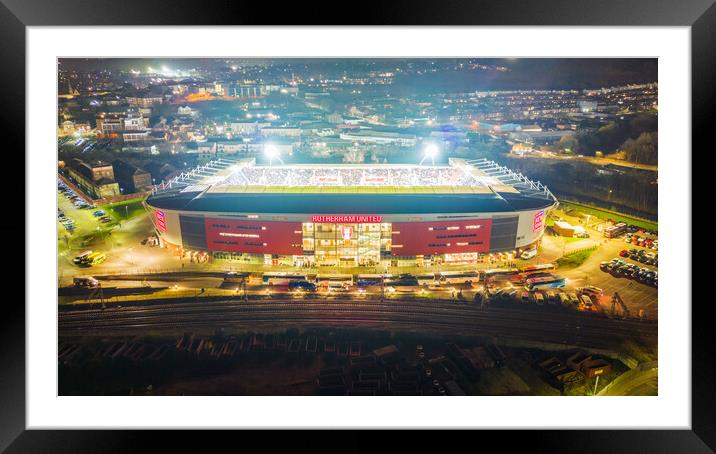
[560,201,657,232]
[102,199,147,221]
[556,248,597,269]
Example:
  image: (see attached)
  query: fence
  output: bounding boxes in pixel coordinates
[97,191,151,206]
[61,290,467,308]
[562,244,598,257]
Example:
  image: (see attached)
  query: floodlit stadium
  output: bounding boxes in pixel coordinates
[145,157,558,267]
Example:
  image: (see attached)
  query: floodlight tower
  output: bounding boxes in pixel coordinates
[264,144,283,166]
[420,143,440,165]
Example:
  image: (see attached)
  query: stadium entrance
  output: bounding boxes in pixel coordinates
[302,220,392,267]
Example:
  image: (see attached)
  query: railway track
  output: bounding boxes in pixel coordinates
[59,299,656,350]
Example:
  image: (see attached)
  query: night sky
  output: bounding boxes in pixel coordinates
[59,58,657,91]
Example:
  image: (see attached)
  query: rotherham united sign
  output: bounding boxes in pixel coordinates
[311,215,383,223]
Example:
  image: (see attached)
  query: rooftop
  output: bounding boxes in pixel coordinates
[146,157,558,214]
[169,158,529,195]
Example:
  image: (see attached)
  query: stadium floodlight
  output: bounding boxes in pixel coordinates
[420,143,440,165]
[264,144,283,166]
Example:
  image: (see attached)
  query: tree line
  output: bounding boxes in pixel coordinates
[557,114,658,165]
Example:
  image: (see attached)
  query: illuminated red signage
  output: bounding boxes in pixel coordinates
[533,210,545,232]
[311,215,383,223]
[156,210,167,232]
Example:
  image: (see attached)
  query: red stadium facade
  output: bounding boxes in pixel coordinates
[205,218,303,256]
[145,159,558,267]
[391,219,492,255]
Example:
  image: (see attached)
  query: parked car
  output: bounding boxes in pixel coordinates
[579,286,603,297]
[545,290,556,304]
[579,294,594,311]
[288,280,317,292]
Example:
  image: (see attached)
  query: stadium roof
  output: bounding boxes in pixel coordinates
[146,157,558,214]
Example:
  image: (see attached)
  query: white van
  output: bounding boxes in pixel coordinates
[520,249,537,260]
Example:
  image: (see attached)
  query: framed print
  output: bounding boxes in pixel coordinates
[4,0,711,451]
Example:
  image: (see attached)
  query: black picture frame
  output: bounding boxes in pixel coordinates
[4,0,708,451]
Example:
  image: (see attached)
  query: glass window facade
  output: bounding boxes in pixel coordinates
[303,222,392,267]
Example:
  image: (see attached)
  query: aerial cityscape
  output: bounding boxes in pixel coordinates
[57,58,658,396]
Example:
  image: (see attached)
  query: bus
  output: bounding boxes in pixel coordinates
[261,272,308,286]
[81,252,106,266]
[224,271,251,283]
[482,268,521,282]
[356,274,384,287]
[525,276,567,291]
[604,222,627,238]
[438,270,479,285]
[416,273,437,286]
[520,263,556,275]
[315,274,354,288]
[384,274,419,287]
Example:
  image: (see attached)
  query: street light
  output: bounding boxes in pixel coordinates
[264,144,283,166]
[420,143,439,165]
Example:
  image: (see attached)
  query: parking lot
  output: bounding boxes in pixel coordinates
[556,233,658,320]
[58,179,157,280]
[57,181,101,251]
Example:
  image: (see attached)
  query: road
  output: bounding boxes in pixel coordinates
[597,366,658,396]
[508,153,658,172]
[58,299,657,351]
